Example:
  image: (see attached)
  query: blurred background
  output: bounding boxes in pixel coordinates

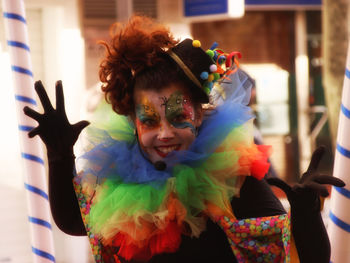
[0,0,349,262]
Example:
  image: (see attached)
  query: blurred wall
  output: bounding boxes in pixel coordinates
[192,11,298,182]
[191,11,295,72]
[0,0,90,262]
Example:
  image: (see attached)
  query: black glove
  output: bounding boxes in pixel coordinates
[24,80,89,235]
[267,146,345,263]
[23,80,89,159]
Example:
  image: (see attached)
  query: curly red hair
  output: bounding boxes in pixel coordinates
[99,15,178,116]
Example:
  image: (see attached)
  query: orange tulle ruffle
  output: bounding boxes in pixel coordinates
[237,144,272,180]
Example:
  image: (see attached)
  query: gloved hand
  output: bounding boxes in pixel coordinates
[267,146,345,263]
[23,80,89,235]
[23,80,89,158]
[267,146,344,212]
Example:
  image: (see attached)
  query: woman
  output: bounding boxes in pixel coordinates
[24,16,343,263]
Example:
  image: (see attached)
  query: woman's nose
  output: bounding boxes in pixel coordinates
[158,121,175,141]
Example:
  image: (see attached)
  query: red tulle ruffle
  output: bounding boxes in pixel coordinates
[250,145,271,180]
[112,220,182,261]
[237,144,272,180]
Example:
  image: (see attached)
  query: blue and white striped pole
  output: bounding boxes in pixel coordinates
[328,43,350,262]
[2,0,55,262]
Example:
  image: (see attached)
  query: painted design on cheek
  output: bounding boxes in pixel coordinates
[135,100,161,150]
[162,91,196,134]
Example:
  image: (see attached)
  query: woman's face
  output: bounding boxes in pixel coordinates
[133,83,203,163]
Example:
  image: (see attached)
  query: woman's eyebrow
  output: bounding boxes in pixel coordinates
[136,104,160,118]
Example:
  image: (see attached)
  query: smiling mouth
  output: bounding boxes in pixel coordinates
[154,144,181,157]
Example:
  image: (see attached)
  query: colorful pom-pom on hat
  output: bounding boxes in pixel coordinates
[192,40,201,48]
[168,38,241,102]
[200,71,209,80]
[206,50,214,59]
[210,64,217,72]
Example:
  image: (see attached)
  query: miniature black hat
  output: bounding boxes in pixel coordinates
[168,39,216,102]
[168,39,240,103]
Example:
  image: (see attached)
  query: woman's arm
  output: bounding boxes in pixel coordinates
[267,146,345,263]
[47,154,86,235]
[231,176,286,219]
[24,80,89,235]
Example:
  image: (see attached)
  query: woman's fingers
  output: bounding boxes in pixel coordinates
[303,181,329,197]
[55,80,66,115]
[28,127,41,138]
[72,121,90,132]
[305,146,325,174]
[72,121,90,140]
[266,177,292,195]
[23,106,42,121]
[312,175,345,187]
[34,80,54,112]
[300,146,326,184]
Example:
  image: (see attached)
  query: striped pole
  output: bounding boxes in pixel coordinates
[2,0,55,262]
[328,42,350,262]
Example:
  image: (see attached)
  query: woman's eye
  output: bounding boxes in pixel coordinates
[143,119,157,126]
[173,115,186,123]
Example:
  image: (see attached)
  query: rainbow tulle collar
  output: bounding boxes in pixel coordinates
[75,70,271,261]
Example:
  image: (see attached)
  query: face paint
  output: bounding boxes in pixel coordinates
[162,91,196,134]
[133,84,202,163]
[135,98,161,147]
[136,98,160,129]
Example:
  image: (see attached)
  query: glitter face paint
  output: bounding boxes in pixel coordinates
[135,98,161,131]
[162,91,196,134]
[134,84,202,163]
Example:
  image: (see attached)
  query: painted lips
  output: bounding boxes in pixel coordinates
[154,144,181,157]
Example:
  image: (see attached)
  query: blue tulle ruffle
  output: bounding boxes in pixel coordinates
[76,69,254,185]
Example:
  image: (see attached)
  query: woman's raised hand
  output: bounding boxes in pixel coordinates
[267,146,345,211]
[23,80,89,157]
[267,146,345,262]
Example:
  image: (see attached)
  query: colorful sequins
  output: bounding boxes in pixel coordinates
[73,177,118,263]
[217,214,291,263]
